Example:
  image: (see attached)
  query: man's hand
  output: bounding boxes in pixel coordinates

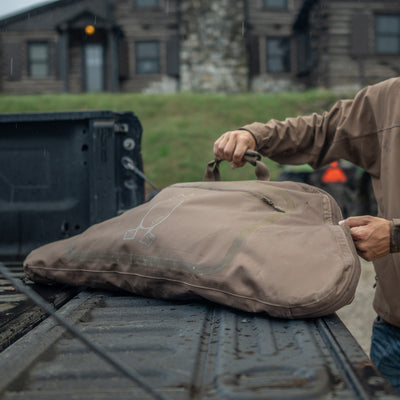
[213,130,256,169]
[339,216,391,261]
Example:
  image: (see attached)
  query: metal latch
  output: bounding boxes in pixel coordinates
[114,123,129,133]
[121,156,159,194]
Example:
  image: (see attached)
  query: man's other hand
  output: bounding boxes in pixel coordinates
[339,216,391,261]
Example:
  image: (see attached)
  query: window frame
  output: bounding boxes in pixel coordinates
[263,0,288,11]
[133,0,160,9]
[375,14,400,55]
[266,36,291,74]
[135,40,161,75]
[27,41,51,78]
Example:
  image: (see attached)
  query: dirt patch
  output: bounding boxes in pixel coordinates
[337,258,376,355]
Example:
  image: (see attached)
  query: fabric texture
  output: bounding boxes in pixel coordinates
[241,77,400,327]
[24,157,360,319]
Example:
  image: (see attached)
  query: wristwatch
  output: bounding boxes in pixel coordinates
[390,219,400,253]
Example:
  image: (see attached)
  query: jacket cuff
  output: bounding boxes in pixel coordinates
[390,219,400,253]
[239,122,272,151]
[237,128,258,149]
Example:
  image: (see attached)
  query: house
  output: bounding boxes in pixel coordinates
[0,0,181,94]
[293,0,400,90]
[0,0,399,94]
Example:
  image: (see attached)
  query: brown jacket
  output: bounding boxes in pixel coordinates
[241,77,400,326]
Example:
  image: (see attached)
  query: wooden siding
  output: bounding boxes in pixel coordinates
[114,0,179,92]
[309,0,400,88]
[1,30,63,94]
[246,0,304,86]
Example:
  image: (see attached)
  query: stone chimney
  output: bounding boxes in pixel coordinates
[180,0,248,93]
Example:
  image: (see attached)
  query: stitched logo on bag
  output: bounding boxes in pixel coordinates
[123,194,191,247]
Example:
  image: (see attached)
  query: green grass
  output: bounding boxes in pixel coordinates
[0,90,340,192]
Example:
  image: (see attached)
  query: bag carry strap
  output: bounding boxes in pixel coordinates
[203,150,270,182]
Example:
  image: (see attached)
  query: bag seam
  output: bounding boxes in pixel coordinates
[26,264,353,313]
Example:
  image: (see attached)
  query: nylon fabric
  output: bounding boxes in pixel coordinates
[24,156,360,318]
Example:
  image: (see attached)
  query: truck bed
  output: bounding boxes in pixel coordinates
[0,111,397,399]
[0,263,397,400]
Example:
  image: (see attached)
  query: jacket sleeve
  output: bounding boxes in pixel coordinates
[240,80,392,177]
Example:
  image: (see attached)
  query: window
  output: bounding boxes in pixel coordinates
[28,42,50,78]
[263,0,287,10]
[375,14,400,54]
[135,41,160,74]
[266,37,290,73]
[135,0,159,8]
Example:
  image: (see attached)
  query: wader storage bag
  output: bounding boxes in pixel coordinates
[24,152,361,318]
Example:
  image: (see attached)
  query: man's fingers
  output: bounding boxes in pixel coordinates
[213,134,230,160]
[351,234,374,261]
[341,216,391,261]
[214,132,236,162]
[350,226,368,240]
[213,130,256,167]
[339,215,372,228]
[224,134,243,163]
[231,160,247,169]
[232,141,249,166]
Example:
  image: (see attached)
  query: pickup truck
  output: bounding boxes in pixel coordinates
[0,112,397,399]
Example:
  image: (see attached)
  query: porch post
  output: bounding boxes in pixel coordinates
[59,26,69,92]
[108,27,120,92]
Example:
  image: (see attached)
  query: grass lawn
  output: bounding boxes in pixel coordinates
[0,90,341,192]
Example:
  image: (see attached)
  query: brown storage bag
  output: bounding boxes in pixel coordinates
[24,152,360,318]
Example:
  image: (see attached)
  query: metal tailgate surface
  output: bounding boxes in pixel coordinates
[0,263,78,351]
[0,289,397,400]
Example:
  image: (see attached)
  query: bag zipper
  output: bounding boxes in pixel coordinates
[172,184,286,213]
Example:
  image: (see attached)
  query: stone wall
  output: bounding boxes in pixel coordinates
[179,0,248,93]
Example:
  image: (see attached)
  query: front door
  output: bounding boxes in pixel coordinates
[84,43,104,92]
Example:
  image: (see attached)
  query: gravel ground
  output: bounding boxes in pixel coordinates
[337,258,377,356]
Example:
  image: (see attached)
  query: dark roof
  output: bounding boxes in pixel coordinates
[0,0,77,24]
[0,0,54,20]
[0,0,113,30]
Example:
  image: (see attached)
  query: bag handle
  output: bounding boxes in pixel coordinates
[203,150,270,182]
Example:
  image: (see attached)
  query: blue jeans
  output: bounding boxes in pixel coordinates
[370,316,400,393]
